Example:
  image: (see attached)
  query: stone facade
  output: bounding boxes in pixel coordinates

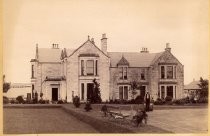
[30,34,184,102]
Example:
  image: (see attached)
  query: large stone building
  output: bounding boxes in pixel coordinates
[30,34,184,102]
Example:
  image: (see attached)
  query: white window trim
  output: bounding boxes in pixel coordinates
[160,65,176,79]
[159,85,176,99]
[119,85,129,100]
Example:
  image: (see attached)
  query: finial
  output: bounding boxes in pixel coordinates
[88,35,90,40]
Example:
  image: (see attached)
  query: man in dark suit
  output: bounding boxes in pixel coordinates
[145,91,150,112]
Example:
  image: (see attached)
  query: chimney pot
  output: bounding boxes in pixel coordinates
[101,33,107,54]
[102,33,107,39]
[165,43,171,52]
[91,38,95,44]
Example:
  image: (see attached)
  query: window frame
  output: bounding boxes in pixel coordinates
[86,60,94,76]
[119,85,129,100]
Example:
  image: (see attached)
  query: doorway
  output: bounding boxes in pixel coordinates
[52,88,58,101]
[167,86,173,98]
[140,86,146,97]
[87,83,94,101]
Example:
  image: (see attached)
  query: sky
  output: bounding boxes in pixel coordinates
[3,0,209,84]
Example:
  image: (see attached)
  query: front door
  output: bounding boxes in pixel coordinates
[52,88,58,101]
[140,86,146,97]
[87,83,94,101]
[167,86,173,98]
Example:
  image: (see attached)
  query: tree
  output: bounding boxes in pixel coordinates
[130,80,138,99]
[3,75,10,93]
[91,78,102,103]
[197,77,209,98]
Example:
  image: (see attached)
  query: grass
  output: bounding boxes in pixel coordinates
[3,108,98,134]
[62,104,171,133]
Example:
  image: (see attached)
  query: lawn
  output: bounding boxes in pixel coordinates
[3,108,98,134]
[62,104,171,133]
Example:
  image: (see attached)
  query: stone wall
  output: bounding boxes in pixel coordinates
[150,51,184,100]
[110,67,149,100]
[66,41,110,102]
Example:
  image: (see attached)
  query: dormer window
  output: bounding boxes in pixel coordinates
[117,55,129,80]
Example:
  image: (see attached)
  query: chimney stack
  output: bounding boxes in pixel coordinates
[165,43,171,52]
[52,43,59,49]
[101,33,107,54]
[140,47,149,53]
[91,38,95,44]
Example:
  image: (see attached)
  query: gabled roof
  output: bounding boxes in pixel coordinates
[184,80,201,90]
[38,48,62,62]
[117,56,129,66]
[68,40,109,58]
[38,48,75,62]
[108,52,164,67]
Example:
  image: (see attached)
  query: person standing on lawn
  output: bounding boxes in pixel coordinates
[145,91,150,112]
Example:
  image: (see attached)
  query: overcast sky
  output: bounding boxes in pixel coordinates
[3,0,209,84]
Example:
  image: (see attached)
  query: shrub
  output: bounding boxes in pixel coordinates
[57,100,64,104]
[73,96,80,108]
[172,97,190,105]
[198,97,208,103]
[16,96,25,104]
[10,99,15,104]
[154,98,165,105]
[25,100,34,104]
[127,99,135,104]
[3,96,9,104]
[33,98,38,104]
[84,101,92,112]
[135,95,144,104]
[165,96,173,102]
[38,99,49,104]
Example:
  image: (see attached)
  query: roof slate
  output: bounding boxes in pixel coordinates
[38,48,62,62]
[37,44,164,67]
[38,48,75,62]
[108,52,164,67]
[184,81,201,90]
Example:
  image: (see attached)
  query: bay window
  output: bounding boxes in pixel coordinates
[160,65,176,79]
[119,85,129,100]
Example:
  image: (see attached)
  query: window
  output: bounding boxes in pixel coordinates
[174,66,176,79]
[161,66,165,79]
[141,69,145,80]
[160,65,176,79]
[124,86,128,100]
[95,60,98,75]
[167,86,173,98]
[167,66,173,79]
[161,86,165,99]
[81,60,84,75]
[120,67,128,80]
[81,83,84,100]
[119,86,129,100]
[32,84,34,98]
[31,65,34,78]
[123,67,127,79]
[119,86,123,100]
[86,60,94,75]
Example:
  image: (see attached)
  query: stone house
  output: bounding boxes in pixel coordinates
[30,34,184,102]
